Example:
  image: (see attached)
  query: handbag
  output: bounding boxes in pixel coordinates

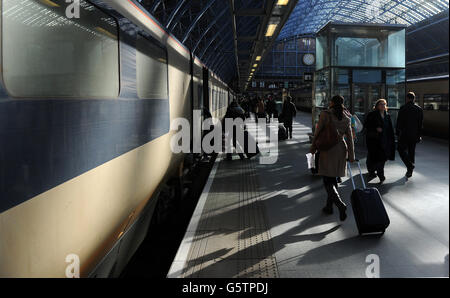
[352,114,363,133]
[314,111,341,151]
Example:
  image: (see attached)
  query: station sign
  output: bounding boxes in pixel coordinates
[304,72,313,82]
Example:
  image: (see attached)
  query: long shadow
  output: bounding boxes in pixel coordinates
[181,112,449,277]
[191,182,325,240]
[181,112,348,276]
[182,215,343,277]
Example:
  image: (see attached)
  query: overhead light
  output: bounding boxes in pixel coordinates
[256,56,261,61]
[253,64,258,68]
[265,24,278,37]
[277,0,289,5]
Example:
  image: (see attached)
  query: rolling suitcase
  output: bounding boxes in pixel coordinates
[347,161,390,236]
[278,125,288,140]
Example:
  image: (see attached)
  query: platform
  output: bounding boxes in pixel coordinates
[168,111,449,278]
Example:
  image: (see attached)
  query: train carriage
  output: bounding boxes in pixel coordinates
[0,0,231,277]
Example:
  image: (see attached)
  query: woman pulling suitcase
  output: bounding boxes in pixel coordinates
[309,95,355,221]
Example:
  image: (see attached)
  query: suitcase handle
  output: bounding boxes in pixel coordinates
[347,160,366,190]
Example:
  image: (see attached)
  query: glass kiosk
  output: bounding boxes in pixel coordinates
[312,22,406,140]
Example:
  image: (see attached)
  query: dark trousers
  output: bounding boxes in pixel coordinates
[226,126,245,160]
[322,176,345,210]
[323,176,338,188]
[284,120,293,138]
[398,140,416,170]
[255,112,266,123]
[366,156,386,178]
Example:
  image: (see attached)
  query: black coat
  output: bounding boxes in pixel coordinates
[225,105,245,121]
[281,101,296,123]
[266,99,276,113]
[364,110,396,161]
[396,101,424,143]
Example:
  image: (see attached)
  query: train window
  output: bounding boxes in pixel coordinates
[137,34,168,99]
[1,0,119,98]
[423,94,449,111]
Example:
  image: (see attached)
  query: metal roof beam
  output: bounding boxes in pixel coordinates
[199,23,231,59]
[182,0,218,43]
[229,0,241,89]
[212,46,235,70]
[237,35,258,41]
[244,0,299,89]
[151,0,162,14]
[206,31,234,66]
[235,8,266,17]
[192,9,228,54]
[165,0,187,29]
[407,14,449,34]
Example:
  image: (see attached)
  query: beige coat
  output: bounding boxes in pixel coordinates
[310,108,355,177]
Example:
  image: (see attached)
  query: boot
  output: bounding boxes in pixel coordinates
[325,183,347,221]
[378,171,386,183]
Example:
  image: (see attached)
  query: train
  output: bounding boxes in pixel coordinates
[290,86,313,112]
[290,79,448,139]
[406,78,449,139]
[0,0,235,277]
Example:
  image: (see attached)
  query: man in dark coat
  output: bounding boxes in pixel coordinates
[364,99,396,183]
[224,102,246,160]
[266,97,276,123]
[396,92,424,178]
[281,96,297,139]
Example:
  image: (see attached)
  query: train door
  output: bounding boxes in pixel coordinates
[202,67,210,112]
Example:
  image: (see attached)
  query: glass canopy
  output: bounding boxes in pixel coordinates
[279,0,449,38]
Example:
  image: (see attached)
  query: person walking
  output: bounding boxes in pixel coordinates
[363,99,396,183]
[223,101,246,161]
[266,96,276,123]
[255,97,266,123]
[310,95,355,221]
[396,92,424,178]
[281,96,297,139]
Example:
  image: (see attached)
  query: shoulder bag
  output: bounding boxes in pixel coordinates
[314,111,341,151]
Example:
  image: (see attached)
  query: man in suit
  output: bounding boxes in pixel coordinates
[396,92,424,178]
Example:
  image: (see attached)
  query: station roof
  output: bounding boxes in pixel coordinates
[279,0,449,39]
[406,9,449,62]
[137,0,298,90]
[136,1,448,90]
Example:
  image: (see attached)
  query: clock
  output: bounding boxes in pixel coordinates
[302,53,315,66]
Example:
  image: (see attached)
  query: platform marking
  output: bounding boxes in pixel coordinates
[167,154,223,278]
